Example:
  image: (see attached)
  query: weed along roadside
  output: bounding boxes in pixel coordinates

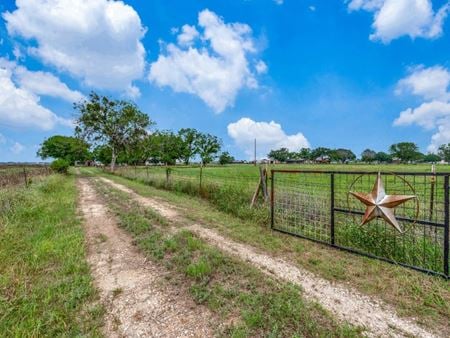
[85,167,450,337]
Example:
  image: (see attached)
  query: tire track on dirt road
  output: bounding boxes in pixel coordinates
[78,178,216,337]
[98,176,439,338]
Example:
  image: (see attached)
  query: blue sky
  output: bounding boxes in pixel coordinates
[1,0,450,162]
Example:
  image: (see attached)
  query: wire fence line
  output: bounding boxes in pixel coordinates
[109,165,450,277]
[113,165,265,201]
[0,166,51,188]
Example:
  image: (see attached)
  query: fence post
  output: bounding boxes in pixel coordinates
[270,170,274,229]
[23,167,28,188]
[330,173,335,246]
[199,166,203,191]
[146,166,149,180]
[444,175,449,278]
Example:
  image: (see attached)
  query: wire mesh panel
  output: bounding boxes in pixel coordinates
[272,171,332,243]
[272,170,450,278]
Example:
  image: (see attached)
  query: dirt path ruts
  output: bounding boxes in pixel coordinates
[98,177,438,338]
[78,178,216,337]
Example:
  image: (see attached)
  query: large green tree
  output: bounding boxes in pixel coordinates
[74,92,152,170]
[268,148,291,162]
[389,142,422,163]
[219,151,235,165]
[37,135,90,165]
[331,148,356,163]
[375,151,392,163]
[194,133,221,165]
[438,144,450,162]
[92,144,112,165]
[147,131,183,165]
[422,153,441,163]
[361,149,377,163]
[310,147,332,160]
[178,128,200,165]
[297,147,312,161]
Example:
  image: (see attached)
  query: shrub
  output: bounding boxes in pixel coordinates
[50,159,70,174]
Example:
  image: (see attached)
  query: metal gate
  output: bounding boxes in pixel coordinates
[270,170,450,278]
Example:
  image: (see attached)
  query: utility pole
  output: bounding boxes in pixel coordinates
[254,138,257,166]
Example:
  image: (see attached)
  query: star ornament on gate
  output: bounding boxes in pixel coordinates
[349,173,416,233]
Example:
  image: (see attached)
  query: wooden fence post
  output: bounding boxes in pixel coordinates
[199,166,203,191]
[166,166,170,185]
[23,167,28,187]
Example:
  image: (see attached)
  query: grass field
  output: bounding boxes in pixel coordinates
[0,174,103,336]
[91,168,450,334]
[110,163,450,275]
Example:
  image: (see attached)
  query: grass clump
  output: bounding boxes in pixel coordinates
[0,174,103,336]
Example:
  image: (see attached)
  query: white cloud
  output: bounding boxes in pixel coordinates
[395,65,450,101]
[227,117,310,159]
[0,57,83,102]
[255,60,268,74]
[15,66,84,103]
[3,0,146,96]
[177,25,199,46]
[393,65,450,152]
[274,0,284,5]
[10,142,24,154]
[0,133,5,144]
[309,6,317,12]
[347,0,449,43]
[0,65,72,130]
[149,9,264,113]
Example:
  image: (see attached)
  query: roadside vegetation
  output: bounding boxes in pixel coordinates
[91,175,361,337]
[0,175,103,336]
[87,167,450,335]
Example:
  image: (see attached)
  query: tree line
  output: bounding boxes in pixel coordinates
[267,142,450,163]
[38,93,235,170]
[37,92,450,170]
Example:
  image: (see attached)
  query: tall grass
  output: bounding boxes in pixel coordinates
[0,175,103,336]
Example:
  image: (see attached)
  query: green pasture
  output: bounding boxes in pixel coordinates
[110,163,450,276]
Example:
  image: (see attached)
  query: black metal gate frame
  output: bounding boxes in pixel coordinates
[270,169,450,279]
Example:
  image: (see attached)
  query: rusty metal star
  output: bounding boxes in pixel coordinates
[349,173,416,233]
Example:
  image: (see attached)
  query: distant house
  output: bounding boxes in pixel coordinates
[286,158,306,164]
[315,155,330,163]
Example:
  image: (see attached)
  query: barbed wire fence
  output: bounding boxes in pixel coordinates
[0,166,51,188]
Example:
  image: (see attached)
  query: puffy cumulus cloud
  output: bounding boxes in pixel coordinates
[177,25,199,46]
[227,117,310,159]
[12,66,84,103]
[0,64,72,130]
[0,57,83,102]
[3,0,146,96]
[395,65,450,101]
[393,65,450,152]
[347,0,449,43]
[149,9,264,113]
